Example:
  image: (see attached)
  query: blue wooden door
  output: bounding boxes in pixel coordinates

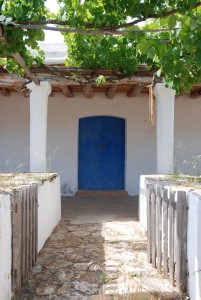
[78,116,125,190]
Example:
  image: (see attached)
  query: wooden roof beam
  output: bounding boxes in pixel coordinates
[127,83,142,97]
[106,84,117,99]
[0,87,11,97]
[83,84,94,98]
[190,90,201,99]
[59,85,74,97]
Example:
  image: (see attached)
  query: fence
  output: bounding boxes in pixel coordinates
[11,184,38,293]
[146,183,188,293]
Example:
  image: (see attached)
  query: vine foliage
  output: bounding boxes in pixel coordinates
[0,0,201,93]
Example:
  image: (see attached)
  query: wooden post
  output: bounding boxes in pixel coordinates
[147,185,152,263]
[12,190,23,291]
[176,191,187,293]
[151,187,156,268]
[163,188,169,278]
[169,189,175,285]
[156,186,162,273]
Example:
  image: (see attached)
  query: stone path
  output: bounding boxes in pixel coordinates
[15,196,185,299]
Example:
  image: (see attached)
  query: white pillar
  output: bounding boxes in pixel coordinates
[28,81,52,172]
[154,83,175,174]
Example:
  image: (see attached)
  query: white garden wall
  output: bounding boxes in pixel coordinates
[0,174,61,298]
[38,175,61,251]
[0,193,12,300]
[187,190,201,300]
[174,95,201,173]
[0,92,201,195]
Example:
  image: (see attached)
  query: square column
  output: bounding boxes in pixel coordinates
[154,83,175,174]
[28,81,52,172]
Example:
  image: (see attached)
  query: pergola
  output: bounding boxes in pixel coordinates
[0,63,201,179]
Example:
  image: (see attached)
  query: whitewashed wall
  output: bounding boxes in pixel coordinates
[0,175,61,298]
[38,175,61,251]
[0,193,12,300]
[174,95,201,173]
[0,95,29,172]
[47,93,156,195]
[187,190,201,300]
[0,92,201,195]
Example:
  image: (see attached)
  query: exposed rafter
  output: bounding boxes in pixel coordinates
[127,84,142,98]
[83,84,94,98]
[0,87,10,97]
[106,84,117,99]
[59,85,74,97]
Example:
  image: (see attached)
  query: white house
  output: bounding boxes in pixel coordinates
[0,43,201,196]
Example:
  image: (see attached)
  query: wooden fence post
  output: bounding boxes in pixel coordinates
[162,188,169,279]
[156,186,162,273]
[147,184,152,263]
[176,191,187,293]
[169,189,175,285]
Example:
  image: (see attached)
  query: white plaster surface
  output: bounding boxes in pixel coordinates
[38,175,61,251]
[187,190,201,300]
[174,94,201,174]
[0,193,12,300]
[139,175,148,230]
[47,93,156,195]
[1,92,201,195]
[154,83,175,174]
[29,82,52,172]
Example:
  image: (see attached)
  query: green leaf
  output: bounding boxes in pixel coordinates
[168,15,177,29]
[0,15,6,22]
[156,68,162,77]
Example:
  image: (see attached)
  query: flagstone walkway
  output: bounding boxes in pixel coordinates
[15,196,185,299]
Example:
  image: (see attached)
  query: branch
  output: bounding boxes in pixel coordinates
[15,2,201,30]
[101,1,201,30]
[15,24,179,34]
[0,34,40,85]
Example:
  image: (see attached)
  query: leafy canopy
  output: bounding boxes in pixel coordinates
[1,0,201,92]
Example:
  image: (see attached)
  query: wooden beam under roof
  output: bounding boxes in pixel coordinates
[83,84,94,98]
[106,84,117,99]
[127,83,142,98]
[59,85,74,97]
[0,87,10,97]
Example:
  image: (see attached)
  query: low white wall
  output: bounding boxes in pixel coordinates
[38,175,61,251]
[139,175,148,230]
[0,193,12,300]
[187,190,201,300]
[0,175,61,298]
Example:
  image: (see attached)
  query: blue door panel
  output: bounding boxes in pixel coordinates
[78,116,125,190]
[78,117,102,189]
[101,117,125,189]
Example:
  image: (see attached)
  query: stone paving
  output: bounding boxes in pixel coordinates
[15,196,186,299]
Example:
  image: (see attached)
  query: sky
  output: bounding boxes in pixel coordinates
[44,0,64,43]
